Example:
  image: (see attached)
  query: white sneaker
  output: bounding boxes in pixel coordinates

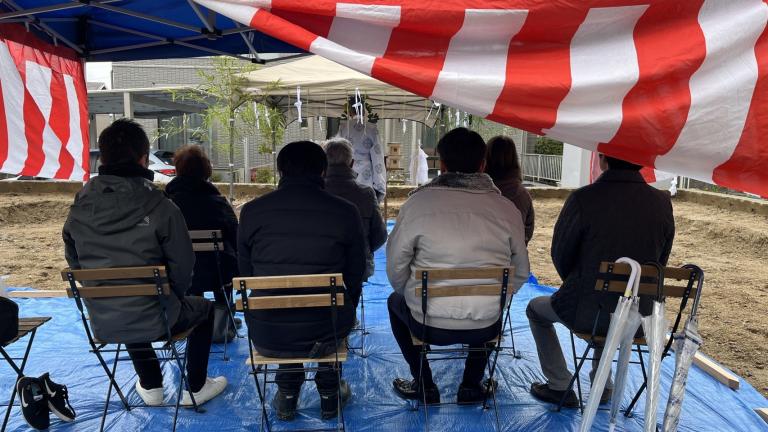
[135,381,163,406]
[181,376,227,407]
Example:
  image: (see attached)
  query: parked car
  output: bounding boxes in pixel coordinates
[89,150,175,183]
[154,150,175,165]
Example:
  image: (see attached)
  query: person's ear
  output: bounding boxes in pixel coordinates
[440,160,447,173]
[478,159,487,173]
[139,154,149,168]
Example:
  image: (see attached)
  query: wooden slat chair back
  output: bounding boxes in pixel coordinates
[189,230,225,253]
[189,229,238,361]
[61,266,177,345]
[234,274,348,364]
[410,267,512,345]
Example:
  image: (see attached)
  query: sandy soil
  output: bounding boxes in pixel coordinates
[1,192,766,396]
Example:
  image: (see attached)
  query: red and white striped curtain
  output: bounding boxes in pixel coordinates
[197,0,768,197]
[0,24,89,182]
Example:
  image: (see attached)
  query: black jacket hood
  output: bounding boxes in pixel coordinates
[68,175,167,235]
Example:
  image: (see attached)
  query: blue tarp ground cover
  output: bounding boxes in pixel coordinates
[3,240,768,431]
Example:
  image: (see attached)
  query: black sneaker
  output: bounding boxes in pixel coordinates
[272,389,299,421]
[530,382,579,408]
[234,317,243,329]
[320,380,351,420]
[16,376,50,430]
[392,378,440,405]
[457,379,498,405]
[40,373,75,422]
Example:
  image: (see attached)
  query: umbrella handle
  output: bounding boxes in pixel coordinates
[683,264,704,317]
[616,257,642,297]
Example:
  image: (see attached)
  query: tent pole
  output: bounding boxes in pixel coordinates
[229,117,235,203]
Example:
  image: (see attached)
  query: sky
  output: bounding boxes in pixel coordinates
[85,62,112,89]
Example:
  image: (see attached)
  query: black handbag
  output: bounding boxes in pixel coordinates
[0,297,19,345]
[211,303,236,344]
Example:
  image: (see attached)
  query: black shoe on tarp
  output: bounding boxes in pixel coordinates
[530,382,579,408]
[320,380,351,420]
[272,389,299,421]
[39,373,75,422]
[392,378,440,405]
[457,378,498,405]
[16,376,50,430]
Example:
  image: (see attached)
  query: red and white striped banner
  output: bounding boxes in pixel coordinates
[196,0,768,197]
[0,24,89,182]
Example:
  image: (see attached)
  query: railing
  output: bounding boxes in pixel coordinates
[522,153,562,183]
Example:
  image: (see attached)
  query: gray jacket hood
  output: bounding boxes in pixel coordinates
[69,175,166,235]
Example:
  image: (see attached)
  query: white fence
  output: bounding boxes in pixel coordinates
[522,153,562,183]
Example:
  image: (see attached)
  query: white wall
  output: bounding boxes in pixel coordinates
[560,143,592,188]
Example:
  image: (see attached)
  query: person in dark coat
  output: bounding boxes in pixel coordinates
[323,137,387,280]
[526,154,675,407]
[62,119,226,408]
[166,146,238,305]
[485,135,535,244]
[238,140,366,421]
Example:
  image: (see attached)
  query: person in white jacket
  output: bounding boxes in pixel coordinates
[386,128,530,405]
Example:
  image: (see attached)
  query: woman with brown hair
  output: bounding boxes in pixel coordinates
[166,145,239,337]
[485,135,535,244]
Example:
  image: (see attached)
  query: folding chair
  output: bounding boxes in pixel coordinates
[1,316,51,432]
[235,273,348,432]
[189,229,239,361]
[347,291,369,358]
[410,267,514,432]
[62,266,201,432]
[557,261,702,416]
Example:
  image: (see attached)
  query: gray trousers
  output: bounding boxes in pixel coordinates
[526,296,612,391]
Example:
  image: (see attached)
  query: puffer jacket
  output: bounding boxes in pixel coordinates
[386,172,530,331]
[62,170,194,344]
[238,175,366,355]
[324,164,387,279]
[166,176,238,296]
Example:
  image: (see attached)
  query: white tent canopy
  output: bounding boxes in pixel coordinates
[238,55,438,125]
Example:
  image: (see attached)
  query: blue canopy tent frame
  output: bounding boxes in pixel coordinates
[0,0,305,62]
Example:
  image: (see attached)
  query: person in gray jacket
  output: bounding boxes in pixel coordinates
[62,119,226,407]
[323,138,387,280]
[386,128,530,405]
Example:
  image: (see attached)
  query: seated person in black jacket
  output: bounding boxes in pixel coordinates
[323,138,387,281]
[62,119,227,408]
[166,146,239,333]
[526,154,675,407]
[238,141,366,421]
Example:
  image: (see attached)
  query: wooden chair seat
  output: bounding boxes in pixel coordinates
[246,340,348,366]
[410,332,501,346]
[573,331,646,346]
[92,326,196,346]
[3,317,51,347]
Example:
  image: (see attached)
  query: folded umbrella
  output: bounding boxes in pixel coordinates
[607,293,643,432]
[580,257,642,432]
[662,265,705,432]
[641,294,669,431]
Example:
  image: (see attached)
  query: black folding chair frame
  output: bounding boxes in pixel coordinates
[1,326,41,432]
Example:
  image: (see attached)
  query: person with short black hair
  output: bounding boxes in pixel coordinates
[486,135,535,244]
[63,119,227,408]
[386,128,530,405]
[526,152,674,407]
[323,138,387,280]
[166,145,239,339]
[238,140,367,421]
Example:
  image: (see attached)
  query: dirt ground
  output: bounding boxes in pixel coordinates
[1,192,766,397]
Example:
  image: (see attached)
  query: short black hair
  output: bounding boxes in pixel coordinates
[98,118,150,166]
[605,155,642,171]
[277,140,328,177]
[437,127,487,173]
[174,145,212,179]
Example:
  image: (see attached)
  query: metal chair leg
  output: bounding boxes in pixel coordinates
[0,331,36,432]
[557,333,588,413]
[624,344,648,418]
